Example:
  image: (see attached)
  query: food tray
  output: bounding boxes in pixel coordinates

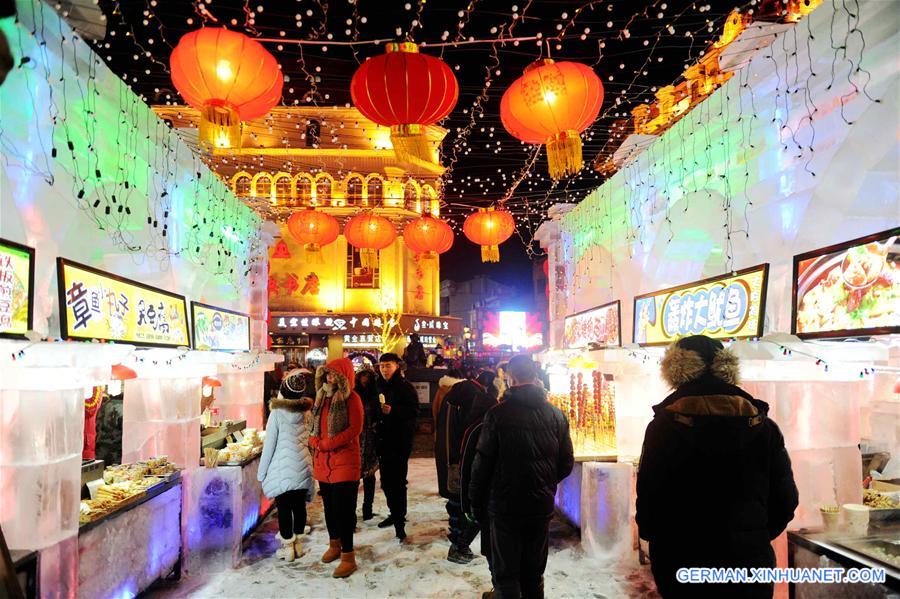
[78,492,146,524]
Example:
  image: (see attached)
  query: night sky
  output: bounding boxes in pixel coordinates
[92,0,739,292]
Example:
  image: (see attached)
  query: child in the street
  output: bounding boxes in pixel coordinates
[258,369,316,562]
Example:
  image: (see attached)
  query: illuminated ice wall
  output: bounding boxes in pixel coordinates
[0,1,267,338]
[552,0,898,342]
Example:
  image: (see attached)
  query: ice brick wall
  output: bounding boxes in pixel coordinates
[581,462,636,566]
[182,465,244,574]
[122,376,202,470]
[76,484,182,598]
[554,462,582,528]
[215,371,266,430]
[0,368,86,551]
[551,0,899,336]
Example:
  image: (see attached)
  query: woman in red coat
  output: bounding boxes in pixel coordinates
[309,357,363,578]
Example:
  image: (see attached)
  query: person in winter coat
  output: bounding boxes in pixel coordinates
[355,369,380,521]
[257,371,316,562]
[476,370,499,401]
[402,333,427,368]
[432,369,465,436]
[636,335,798,599]
[469,354,574,599]
[309,358,364,578]
[460,414,492,576]
[375,352,419,540]
[436,376,496,564]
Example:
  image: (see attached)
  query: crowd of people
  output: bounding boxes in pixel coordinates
[257,335,799,599]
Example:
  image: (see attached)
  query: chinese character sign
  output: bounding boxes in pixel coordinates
[563,301,621,349]
[191,302,251,351]
[58,260,190,347]
[633,265,768,345]
[0,239,34,337]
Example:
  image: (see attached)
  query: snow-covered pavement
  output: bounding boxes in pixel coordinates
[149,458,660,598]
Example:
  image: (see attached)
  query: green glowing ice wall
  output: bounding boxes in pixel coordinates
[0,1,264,335]
[553,0,898,338]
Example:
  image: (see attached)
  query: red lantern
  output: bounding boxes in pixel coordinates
[344,212,397,269]
[350,42,458,162]
[463,207,515,263]
[500,59,603,179]
[286,209,340,263]
[403,215,454,260]
[170,28,283,149]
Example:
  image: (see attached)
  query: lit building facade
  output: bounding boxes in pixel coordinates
[153,105,462,366]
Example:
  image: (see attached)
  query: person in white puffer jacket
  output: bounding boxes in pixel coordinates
[258,370,315,562]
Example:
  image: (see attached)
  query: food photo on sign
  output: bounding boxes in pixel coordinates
[793,228,900,339]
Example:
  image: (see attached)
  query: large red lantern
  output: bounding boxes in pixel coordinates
[463,207,515,263]
[500,59,603,179]
[350,42,458,162]
[286,209,340,263]
[403,215,454,261]
[344,212,397,269]
[170,28,283,149]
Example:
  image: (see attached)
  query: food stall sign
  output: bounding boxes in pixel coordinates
[272,313,462,336]
[792,227,899,340]
[563,300,621,349]
[0,238,35,338]
[633,264,769,346]
[191,301,251,351]
[57,258,190,348]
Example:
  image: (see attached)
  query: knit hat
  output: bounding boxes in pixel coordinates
[660,335,740,388]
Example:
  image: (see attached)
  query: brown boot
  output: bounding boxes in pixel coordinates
[321,539,341,563]
[332,551,357,578]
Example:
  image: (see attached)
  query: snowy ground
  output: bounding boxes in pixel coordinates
[149,458,660,598]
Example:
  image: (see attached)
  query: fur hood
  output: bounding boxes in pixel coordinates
[438,375,464,388]
[269,396,313,413]
[315,358,353,396]
[661,344,740,388]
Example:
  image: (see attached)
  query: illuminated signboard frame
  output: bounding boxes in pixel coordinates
[57,258,191,348]
[791,227,900,340]
[563,300,622,349]
[0,238,36,339]
[632,263,769,347]
[190,301,251,352]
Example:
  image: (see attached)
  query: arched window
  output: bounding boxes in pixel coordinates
[305,120,320,148]
[367,177,384,206]
[404,182,419,211]
[295,176,312,206]
[254,175,271,198]
[274,176,292,206]
[234,175,251,196]
[316,177,333,205]
[346,176,364,206]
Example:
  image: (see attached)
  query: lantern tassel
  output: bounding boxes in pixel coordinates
[546,129,583,180]
[390,124,433,163]
[199,103,242,150]
[481,245,500,263]
[303,243,324,264]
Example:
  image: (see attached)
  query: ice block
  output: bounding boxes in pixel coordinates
[580,462,637,566]
[554,462,582,528]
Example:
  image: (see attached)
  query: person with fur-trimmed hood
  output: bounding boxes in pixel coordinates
[636,335,798,599]
[309,358,364,578]
[258,369,315,563]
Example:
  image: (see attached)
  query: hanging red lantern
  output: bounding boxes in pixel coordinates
[170,28,283,149]
[403,215,454,261]
[463,207,515,263]
[350,42,458,162]
[286,209,340,263]
[500,59,603,179]
[344,212,397,269]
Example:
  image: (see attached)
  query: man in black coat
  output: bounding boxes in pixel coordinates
[469,354,574,599]
[436,375,496,564]
[376,352,419,540]
[636,335,799,599]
